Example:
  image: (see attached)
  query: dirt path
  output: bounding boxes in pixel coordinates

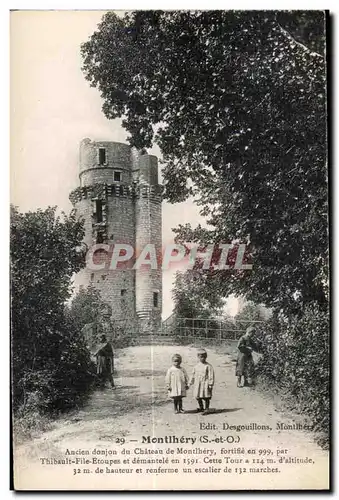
[14,344,329,490]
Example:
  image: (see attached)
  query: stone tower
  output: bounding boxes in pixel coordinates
[69,138,162,333]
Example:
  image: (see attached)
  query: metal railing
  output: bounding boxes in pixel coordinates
[160,317,265,340]
[108,316,265,340]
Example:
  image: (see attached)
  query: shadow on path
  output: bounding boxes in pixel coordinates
[183,408,242,415]
[205,408,243,415]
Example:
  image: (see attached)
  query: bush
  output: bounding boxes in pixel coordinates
[256,303,329,446]
[113,330,135,349]
[11,206,97,436]
[12,319,97,417]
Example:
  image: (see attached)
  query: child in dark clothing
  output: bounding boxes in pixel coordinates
[95,335,115,389]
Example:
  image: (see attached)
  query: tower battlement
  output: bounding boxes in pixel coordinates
[69,183,162,204]
[70,139,162,333]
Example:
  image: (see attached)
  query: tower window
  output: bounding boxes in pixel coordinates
[96,232,104,244]
[153,292,159,308]
[95,200,103,222]
[121,289,126,296]
[98,148,106,165]
[113,171,122,182]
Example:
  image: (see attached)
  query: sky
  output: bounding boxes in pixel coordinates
[10,10,239,319]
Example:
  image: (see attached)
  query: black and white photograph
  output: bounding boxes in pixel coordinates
[10,9,329,490]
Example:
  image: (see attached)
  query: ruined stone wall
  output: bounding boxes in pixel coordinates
[70,140,162,332]
[70,185,136,322]
[79,138,132,187]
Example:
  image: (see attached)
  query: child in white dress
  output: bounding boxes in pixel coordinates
[165,354,189,414]
[190,348,215,414]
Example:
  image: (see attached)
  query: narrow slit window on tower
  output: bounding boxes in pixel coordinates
[114,171,122,182]
[98,147,106,165]
[153,292,159,308]
[95,200,103,222]
[121,289,126,296]
[96,232,104,244]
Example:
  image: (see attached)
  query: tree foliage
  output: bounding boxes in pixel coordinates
[256,303,329,446]
[11,206,95,415]
[67,285,105,333]
[82,10,328,316]
[172,269,225,319]
[234,301,269,326]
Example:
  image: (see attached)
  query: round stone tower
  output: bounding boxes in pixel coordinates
[69,138,162,333]
[135,154,162,332]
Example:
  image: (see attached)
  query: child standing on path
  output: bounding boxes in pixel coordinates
[165,354,189,414]
[190,348,215,414]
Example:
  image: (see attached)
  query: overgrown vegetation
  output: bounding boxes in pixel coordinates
[172,270,225,319]
[66,284,104,333]
[67,284,136,349]
[256,304,329,447]
[234,301,269,327]
[11,206,96,438]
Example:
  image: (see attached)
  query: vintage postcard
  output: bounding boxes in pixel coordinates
[10,10,330,491]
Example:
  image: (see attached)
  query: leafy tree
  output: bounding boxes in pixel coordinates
[67,285,105,333]
[234,301,268,326]
[172,269,224,319]
[11,205,94,414]
[171,269,227,340]
[255,303,329,447]
[68,285,136,349]
[81,11,327,316]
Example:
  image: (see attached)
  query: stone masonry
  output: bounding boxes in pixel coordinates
[70,138,162,333]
